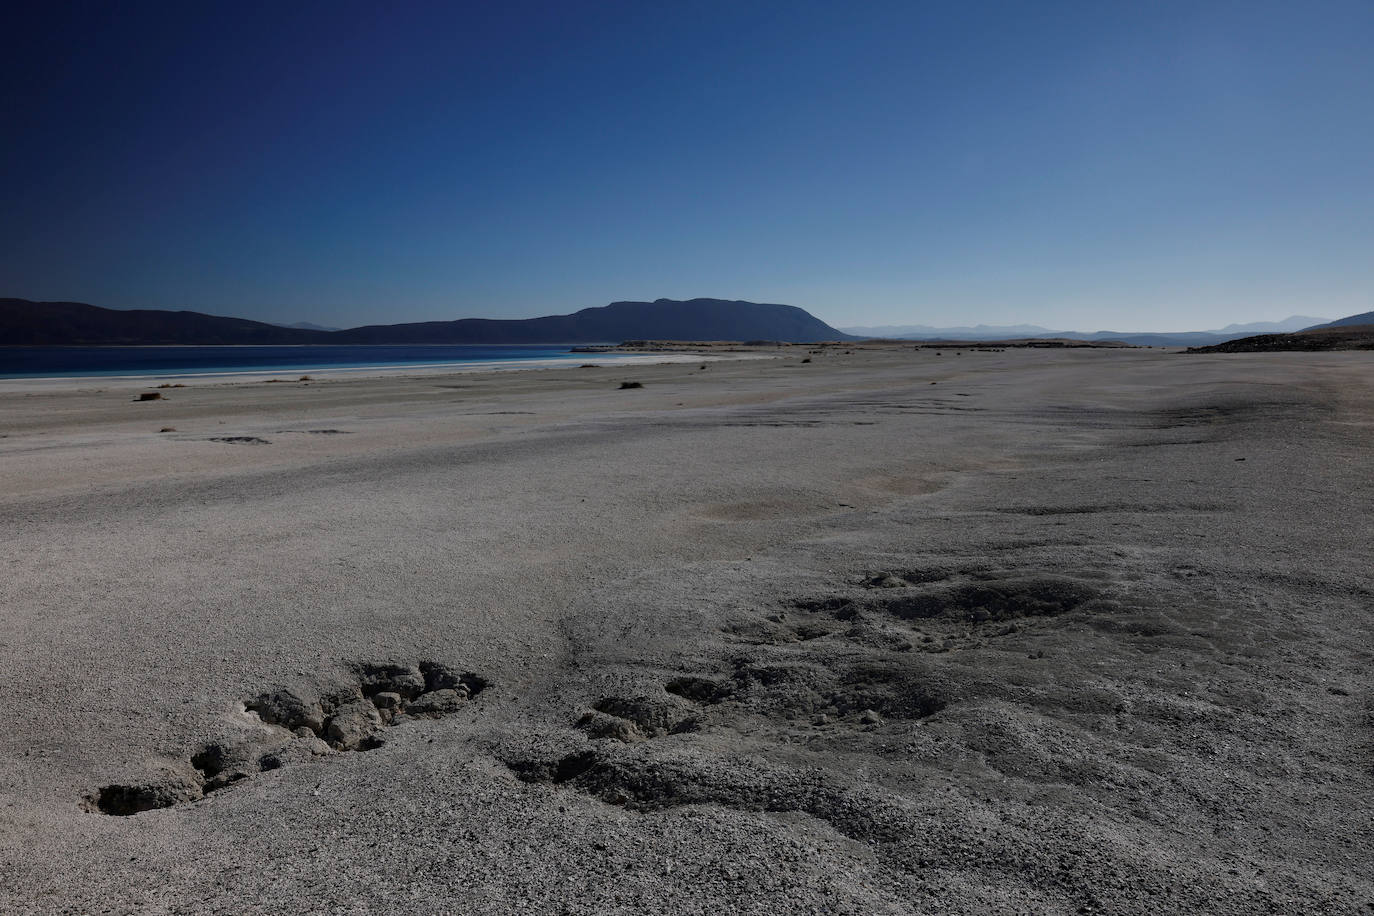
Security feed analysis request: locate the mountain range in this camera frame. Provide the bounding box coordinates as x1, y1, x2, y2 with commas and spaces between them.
3, 296, 1367, 348
839, 316, 1332, 348
0, 298, 853, 346
1307, 310, 1374, 329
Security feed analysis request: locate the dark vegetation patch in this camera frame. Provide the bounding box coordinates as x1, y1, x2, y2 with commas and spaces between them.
619, 381, 644, 389
208, 436, 271, 445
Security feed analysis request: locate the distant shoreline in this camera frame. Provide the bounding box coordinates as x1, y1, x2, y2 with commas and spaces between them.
0, 350, 763, 391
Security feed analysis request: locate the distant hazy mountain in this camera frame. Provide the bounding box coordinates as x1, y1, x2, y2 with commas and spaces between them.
1189, 324, 1374, 353
275, 321, 340, 332
1186, 308, 1374, 351
1304, 310, 1374, 330
842, 323, 1059, 339
1213, 316, 1328, 334
1, 297, 852, 346
840, 315, 1332, 348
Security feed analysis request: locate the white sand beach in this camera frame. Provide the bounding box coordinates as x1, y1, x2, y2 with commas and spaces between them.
1, 345, 1370, 914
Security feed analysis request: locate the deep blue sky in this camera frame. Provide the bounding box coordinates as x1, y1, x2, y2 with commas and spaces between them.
3, 1, 1371, 331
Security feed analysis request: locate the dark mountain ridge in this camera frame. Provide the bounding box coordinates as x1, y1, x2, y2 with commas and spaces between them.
0, 299, 326, 345
1, 298, 853, 346
1187, 324, 1374, 353
1186, 308, 1374, 352
1303, 310, 1374, 330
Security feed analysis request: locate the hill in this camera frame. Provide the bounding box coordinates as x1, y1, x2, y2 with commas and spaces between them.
0, 299, 326, 345
0, 297, 853, 346
840, 316, 1331, 348
1187, 324, 1374, 353
1302, 310, 1374, 330
332, 299, 852, 344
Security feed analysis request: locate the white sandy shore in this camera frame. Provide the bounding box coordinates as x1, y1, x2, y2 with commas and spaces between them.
0, 349, 762, 392
0, 345, 1370, 914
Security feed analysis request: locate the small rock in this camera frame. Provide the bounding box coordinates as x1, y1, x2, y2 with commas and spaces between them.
325, 701, 383, 750
420, 662, 466, 691
259, 735, 334, 771
248, 689, 326, 735
406, 688, 468, 718
577, 711, 643, 743
358, 663, 426, 699
860, 709, 883, 726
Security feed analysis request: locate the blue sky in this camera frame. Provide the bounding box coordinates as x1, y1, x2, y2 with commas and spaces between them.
3, 1, 1371, 331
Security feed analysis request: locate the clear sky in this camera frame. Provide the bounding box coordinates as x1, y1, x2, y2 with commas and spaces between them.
3, 1, 1371, 331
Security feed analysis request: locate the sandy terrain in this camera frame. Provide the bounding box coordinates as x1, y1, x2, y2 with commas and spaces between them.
0, 346, 1370, 914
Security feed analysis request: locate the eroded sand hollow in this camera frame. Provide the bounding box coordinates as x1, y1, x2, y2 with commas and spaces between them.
0, 346, 1370, 914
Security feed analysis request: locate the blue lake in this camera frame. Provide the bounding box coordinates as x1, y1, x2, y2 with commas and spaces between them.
0, 345, 600, 379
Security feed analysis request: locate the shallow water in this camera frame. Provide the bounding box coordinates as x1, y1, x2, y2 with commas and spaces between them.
0, 344, 595, 379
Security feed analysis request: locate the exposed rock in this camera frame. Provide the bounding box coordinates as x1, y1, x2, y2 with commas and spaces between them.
246, 688, 326, 735
357, 663, 426, 699
406, 688, 468, 718
577, 710, 645, 743
325, 700, 384, 750
258, 735, 334, 771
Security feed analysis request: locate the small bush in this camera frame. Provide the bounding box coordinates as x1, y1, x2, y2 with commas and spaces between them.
137, 392, 162, 401
619, 381, 643, 389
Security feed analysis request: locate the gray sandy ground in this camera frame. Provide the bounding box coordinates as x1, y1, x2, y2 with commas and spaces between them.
0, 347, 1370, 914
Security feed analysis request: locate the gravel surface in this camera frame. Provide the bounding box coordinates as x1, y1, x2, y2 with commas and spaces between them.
0, 346, 1370, 914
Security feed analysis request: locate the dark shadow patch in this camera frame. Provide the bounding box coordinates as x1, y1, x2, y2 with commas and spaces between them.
576, 693, 704, 743
501, 745, 915, 845
665, 676, 734, 705
871, 578, 1098, 625
88, 777, 201, 817
995, 503, 1226, 516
